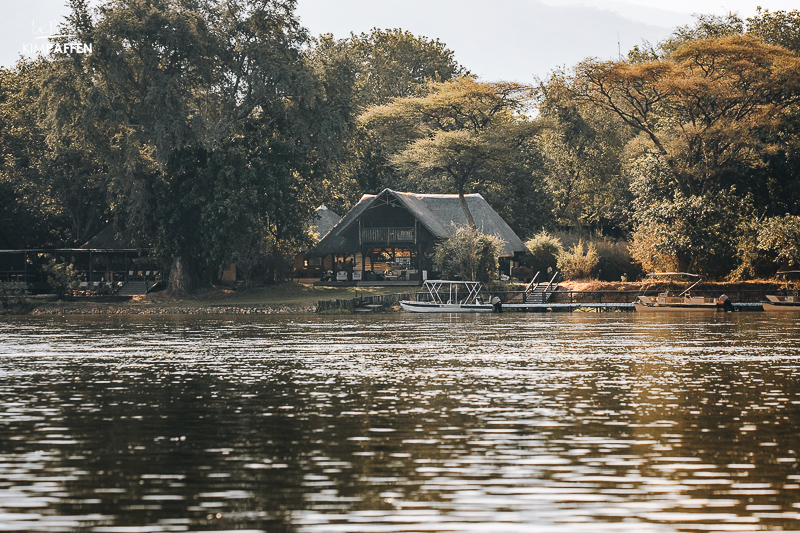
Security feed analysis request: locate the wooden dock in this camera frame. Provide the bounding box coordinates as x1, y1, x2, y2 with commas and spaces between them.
504, 302, 634, 312
502, 302, 764, 312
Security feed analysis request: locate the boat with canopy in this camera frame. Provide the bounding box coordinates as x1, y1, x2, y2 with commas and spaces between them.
634, 272, 732, 312
399, 280, 497, 313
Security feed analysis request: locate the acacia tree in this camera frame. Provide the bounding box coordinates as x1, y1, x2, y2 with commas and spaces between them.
359, 77, 544, 230
534, 71, 634, 232
572, 35, 800, 275
575, 35, 800, 198
305, 29, 468, 212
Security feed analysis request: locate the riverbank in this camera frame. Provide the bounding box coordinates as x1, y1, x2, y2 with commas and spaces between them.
11, 282, 404, 316
5, 279, 778, 315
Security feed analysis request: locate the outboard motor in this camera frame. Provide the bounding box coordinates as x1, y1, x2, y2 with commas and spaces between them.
491, 296, 503, 313
718, 294, 734, 312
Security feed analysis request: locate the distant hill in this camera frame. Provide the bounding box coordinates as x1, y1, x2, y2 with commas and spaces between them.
4, 0, 684, 81
295, 0, 684, 81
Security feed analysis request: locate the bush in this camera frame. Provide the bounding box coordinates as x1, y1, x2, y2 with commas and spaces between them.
557, 239, 599, 280
595, 239, 642, 282
434, 225, 506, 282
43, 258, 81, 299
757, 215, 800, 270
524, 231, 563, 279
730, 218, 775, 280
629, 190, 744, 278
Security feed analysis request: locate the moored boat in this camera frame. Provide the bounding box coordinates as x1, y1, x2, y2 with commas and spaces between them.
634, 272, 732, 312
399, 280, 498, 313
763, 271, 800, 312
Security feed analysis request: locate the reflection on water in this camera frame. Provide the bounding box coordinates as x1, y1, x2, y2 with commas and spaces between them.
1, 312, 799, 532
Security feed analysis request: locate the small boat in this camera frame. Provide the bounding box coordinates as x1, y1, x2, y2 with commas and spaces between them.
634, 272, 732, 312
763, 270, 800, 312
400, 280, 497, 313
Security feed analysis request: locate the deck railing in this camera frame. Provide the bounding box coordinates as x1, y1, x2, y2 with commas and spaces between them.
360, 227, 416, 243
485, 289, 772, 304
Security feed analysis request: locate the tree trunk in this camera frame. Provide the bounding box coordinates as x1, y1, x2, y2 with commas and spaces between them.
457, 184, 476, 229
168, 256, 197, 294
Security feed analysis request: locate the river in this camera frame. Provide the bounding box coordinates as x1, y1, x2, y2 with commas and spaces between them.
1, 312, 799, 532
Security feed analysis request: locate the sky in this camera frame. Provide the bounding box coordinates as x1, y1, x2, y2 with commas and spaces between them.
2, 0, 799, 81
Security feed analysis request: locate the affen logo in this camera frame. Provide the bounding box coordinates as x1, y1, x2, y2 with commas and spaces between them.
22, 20, 93, 57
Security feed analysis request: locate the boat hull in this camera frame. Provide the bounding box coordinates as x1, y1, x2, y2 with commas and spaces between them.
762, 301, 800, 312
634, 302, 725, 312
399, 300, 494, 313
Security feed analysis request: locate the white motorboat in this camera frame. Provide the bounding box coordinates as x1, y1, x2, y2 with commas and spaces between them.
763, 270, 800, 312
634, 272, 732, 312
400, 280, 497, 313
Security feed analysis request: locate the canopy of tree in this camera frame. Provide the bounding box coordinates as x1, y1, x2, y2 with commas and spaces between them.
3, 2, 800, 287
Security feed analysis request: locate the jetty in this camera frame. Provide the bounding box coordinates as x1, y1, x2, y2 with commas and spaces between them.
501, 302, 763, 312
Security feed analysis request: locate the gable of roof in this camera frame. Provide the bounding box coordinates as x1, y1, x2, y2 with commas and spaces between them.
79, 226, 136, 250
313, 189, 525, 256
310, 205, 341, 242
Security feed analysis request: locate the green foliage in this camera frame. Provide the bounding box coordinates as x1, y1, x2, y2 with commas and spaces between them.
629, 186, 745, 277
748, 9, 800, 54
595, 239, 641, 282
557, 239, 599, 280
305, 28, 467, 212
35, 0, 336, 291
524, 231, 563, 276
43, 258, 81, 299
730, 218, 776, 280
534, 72, 634, 232
310, 29, 467, 111
0, 62, 73, 248
433, 225, 506, 282
360, 77, 549, 232
757, 215, 800, 268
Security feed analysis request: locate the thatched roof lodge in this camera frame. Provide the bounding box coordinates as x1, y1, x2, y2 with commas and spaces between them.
311, 188, 525, 284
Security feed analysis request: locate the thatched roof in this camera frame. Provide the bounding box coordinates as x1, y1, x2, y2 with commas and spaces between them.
313, 189, 525, 257
79, 226, 137, 250
310, 205, 341, 242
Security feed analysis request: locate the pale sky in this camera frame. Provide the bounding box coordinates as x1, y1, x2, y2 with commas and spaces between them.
2, 0, 798, 81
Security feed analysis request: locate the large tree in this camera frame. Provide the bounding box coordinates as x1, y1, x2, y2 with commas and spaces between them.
40, 0, 334, 291
359, 77, 547, 232
574, 35, 800, 198
572, 35, 800, 275
305, 28, 467, 212
534, 71, 634, 233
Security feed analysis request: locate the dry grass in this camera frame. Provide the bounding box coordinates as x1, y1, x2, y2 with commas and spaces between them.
557, 280, 642, 292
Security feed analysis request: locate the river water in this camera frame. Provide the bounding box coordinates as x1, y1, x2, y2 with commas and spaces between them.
1, 312, 799, 532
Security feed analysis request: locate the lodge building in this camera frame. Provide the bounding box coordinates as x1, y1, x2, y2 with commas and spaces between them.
310, 188, 526, 285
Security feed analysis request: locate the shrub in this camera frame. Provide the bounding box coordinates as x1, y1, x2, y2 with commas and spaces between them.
434, 225, 506, 282
524, 231, 563, 279
595, 239, 642, 282
557, 239, 599, 280
43, 258, 81, 299
757, 215, 800, 270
